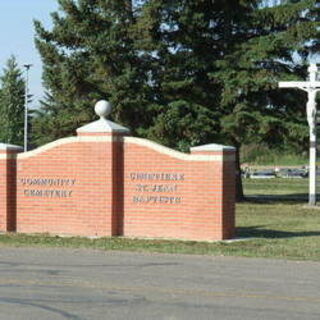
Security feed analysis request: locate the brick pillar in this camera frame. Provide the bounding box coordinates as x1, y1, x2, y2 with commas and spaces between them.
111, 133, 126, 235
0, 143, 23, 232
76, 100, 129, 236
190, 143, 236, 240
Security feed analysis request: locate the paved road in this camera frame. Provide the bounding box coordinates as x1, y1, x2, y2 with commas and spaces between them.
0, 248, 319, 319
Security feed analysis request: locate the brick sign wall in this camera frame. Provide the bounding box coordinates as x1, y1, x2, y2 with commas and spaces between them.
0, 101, 236, 241
123, 138, 235, 240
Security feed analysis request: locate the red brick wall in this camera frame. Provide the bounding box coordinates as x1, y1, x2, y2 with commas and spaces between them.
0, 151, 19, 232
222, 156, 236, 239
122, 139, 235, 241
0, 155, 8, 231
16, 137, 115, 237
0, 135, 235, 241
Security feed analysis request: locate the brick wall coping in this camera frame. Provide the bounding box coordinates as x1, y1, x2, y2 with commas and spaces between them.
190, 143, 236, 152
76, 118, 130, 134
0, 143, 23, 151
124, 137, 235, 162
17, 136, 114, 160
11, 135, 234, 162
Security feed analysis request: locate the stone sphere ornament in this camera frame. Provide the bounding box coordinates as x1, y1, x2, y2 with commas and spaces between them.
95, 100, 112, 118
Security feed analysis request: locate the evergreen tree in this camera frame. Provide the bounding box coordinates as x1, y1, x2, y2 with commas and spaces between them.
211, 0, 319, 199
0, 56, 25, 146
34, 0, 319, 200
33, 0, 152, 145
133, 0, 223, 150
131, 0, 319, 199
33, 0, 223, 148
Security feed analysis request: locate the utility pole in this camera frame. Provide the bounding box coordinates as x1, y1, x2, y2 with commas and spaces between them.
279, 63, 320, 206
23, 64, 32, 152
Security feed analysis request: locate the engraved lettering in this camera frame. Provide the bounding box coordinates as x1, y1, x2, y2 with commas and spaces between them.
20, 177, 76, 198
130, 172, 184, 205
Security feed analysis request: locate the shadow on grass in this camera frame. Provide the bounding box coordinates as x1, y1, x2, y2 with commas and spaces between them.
237, 226, 320, 239
244, 193, 309, 204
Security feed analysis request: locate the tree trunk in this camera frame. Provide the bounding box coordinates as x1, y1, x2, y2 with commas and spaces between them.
125, 0, 134, 20
235, 146, 244, 202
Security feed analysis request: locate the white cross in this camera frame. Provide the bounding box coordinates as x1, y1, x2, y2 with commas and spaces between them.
279, 64, 320, 206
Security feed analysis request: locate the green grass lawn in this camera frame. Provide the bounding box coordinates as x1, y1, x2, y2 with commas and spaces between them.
0, 178, 319, 261
244, 178, 309, 196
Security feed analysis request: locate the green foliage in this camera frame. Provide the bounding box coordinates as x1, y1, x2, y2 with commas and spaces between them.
33, 0, 320, 150
0, 56, 25, 146
241, 143, 308, 165
32, 0, 153, 145
212, 0, 319, 150
146, 100, 219, 152
32, 0, 319, 200
210, 0, 318, 199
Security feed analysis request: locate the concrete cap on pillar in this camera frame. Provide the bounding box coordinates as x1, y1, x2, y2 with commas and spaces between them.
76, 100, 130, 134
0, 143, 23, 152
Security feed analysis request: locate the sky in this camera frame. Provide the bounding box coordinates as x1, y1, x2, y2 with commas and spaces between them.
0, 0, 59, 108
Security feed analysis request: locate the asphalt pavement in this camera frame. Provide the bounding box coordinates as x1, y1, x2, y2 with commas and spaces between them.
0, 247, 319, 319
